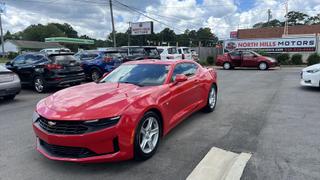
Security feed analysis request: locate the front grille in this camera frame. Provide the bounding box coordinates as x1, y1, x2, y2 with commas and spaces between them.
38, 117, 88, 135
39, 139, 96, 158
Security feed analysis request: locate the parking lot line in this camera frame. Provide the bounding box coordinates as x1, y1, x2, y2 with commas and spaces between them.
186, 147, 252, 180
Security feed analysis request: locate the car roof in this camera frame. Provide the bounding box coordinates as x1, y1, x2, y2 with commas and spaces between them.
124, 59, 197, 65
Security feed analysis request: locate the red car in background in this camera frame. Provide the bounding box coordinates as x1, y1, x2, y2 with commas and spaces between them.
32, 60, 218, 163
216, 50, 278, 70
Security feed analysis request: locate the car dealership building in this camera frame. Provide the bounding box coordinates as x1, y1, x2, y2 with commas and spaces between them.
225, 24, 320, 62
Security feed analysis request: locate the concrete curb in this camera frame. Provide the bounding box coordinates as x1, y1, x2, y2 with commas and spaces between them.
187, 147, 252, 180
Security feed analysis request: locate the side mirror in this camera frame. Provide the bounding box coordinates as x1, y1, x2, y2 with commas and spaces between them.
175, 74, 188, 83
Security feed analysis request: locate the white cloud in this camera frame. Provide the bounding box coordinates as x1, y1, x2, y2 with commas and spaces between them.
1, 0, 320, 40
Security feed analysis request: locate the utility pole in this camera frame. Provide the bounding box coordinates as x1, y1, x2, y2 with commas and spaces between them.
267, 9, 272, 25
0, 2, 5, 56
128, 22, 130, 46
109, 0, 116, 47
283, 0, 289, 36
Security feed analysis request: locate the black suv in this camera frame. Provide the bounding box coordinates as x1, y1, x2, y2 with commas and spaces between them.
121, 46, 160, 62
6, 53, 85, 93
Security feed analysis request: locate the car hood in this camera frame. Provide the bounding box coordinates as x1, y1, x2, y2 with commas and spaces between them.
37, 82, 156, 120
303, 63, 320, 71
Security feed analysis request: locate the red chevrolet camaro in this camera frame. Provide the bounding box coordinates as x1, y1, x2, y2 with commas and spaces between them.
32, 60, 218, 163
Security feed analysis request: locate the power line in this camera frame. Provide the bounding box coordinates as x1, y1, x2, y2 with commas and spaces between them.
112, 0, 186, 32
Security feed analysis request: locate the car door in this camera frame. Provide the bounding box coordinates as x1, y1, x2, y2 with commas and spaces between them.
8, 55, 28, 82
18, 54, 40, 83
242, 51, 258, 67
229, 51, 242, 67
167, 62, 200, 126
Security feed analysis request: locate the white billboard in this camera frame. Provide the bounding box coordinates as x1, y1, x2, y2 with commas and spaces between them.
224, 37, 316, 52
131, 21, 153, 35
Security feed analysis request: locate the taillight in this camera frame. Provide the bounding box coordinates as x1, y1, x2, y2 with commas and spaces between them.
45, 64, 63, 70
104, 57, 112, 62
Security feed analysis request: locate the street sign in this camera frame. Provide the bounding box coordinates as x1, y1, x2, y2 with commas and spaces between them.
45, 37, 94, 44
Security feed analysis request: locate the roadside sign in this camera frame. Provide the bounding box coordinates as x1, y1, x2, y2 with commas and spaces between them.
224, 37, 316, 52
131, 21, 153, 35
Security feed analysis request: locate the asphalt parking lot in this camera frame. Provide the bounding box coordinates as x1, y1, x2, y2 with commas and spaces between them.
0, 67, 320, 180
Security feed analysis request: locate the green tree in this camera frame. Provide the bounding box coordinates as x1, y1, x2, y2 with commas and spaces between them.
286, 11, 309, 26
50, 23, 78, 38
305, 14, 320, 25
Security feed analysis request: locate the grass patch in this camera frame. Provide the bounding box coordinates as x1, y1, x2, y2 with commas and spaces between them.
0, 57, 9, 64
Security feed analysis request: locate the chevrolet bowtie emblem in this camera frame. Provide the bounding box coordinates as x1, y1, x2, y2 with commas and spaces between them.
48, 121, 56, 126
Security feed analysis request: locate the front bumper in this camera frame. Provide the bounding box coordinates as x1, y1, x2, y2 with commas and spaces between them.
300, 71, 320, 87
32, 118, 134, 163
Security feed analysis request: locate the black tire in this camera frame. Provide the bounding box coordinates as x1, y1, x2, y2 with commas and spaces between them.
202, 84, 217, 113
258, 62, 268, 70
33, 76, 47, 93
3, 95, 16, 100
223, 62, 232, 70
90, 69, 102, 82
134, 111, 161, 161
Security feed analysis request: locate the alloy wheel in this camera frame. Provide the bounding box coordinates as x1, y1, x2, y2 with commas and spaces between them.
223, 62, 231, 70
91, 71, 101, 82
209, 87, 216, 109
259, 62, 267, 70
139, 117, 159, 154
34, 78, 44, 92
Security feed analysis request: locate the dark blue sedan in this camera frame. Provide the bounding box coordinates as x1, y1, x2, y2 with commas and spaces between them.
75, 50, 124, 81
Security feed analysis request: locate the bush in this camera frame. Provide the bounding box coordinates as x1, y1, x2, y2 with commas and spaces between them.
7, 52, 19, 60
199, 59, 208, 66
256, 50, 268, 56
276, 53, 290, 65
291, 54, 303, 65
206, 56, 215, 65
307, 53, 320, 66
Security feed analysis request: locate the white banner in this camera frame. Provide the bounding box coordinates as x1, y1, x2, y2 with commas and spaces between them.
224, 37, 316, 52
131, 21, 153, 35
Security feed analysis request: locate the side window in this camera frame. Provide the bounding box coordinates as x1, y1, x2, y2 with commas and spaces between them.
178, 49, 182, 54
24, 55, 38, 64
171, 63, 198, 81
168, 48, 177, 54
243, 51, 254, 58
13, 55, 25, 65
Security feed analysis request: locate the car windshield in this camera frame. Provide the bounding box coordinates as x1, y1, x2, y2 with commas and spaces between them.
100, 64, 170, 86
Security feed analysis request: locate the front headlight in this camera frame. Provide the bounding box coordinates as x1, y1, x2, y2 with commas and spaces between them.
83, 116, 121, 127
306, 69, 320, 73
32, 111, 40, 123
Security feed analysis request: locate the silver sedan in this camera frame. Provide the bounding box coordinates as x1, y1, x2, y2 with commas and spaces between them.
0, 65, 21, 100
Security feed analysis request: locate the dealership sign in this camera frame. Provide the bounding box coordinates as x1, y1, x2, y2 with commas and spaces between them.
224, 37, 316, 52
131, 21, 153, 35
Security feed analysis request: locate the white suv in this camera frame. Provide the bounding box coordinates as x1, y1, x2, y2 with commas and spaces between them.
177, 47, 192, 60
157, 46, 182, 60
